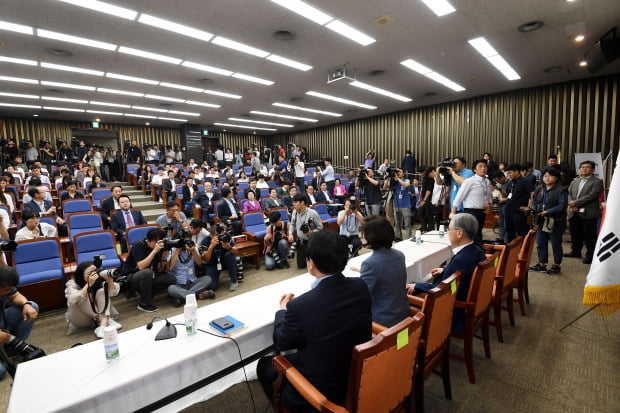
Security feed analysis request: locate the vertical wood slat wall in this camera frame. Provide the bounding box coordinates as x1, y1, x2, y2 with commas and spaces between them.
0, 74, 618, 170
267, 74, 619, 170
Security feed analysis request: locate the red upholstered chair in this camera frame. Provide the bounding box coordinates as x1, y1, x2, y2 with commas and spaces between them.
451, 252, 500, 384
272, 314, 425, 413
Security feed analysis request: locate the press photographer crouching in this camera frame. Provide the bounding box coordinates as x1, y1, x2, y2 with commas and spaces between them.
65, 260, 121, 339
264, 211, 290, 270
166, 229, 215, 307
200, 224, 241, 291
288, 193, 322, 269
0, 266, 41, 380
337, 197, 364, 258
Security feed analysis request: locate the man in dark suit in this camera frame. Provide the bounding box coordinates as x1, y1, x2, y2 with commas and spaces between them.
262, 188, 282, 211
504, 163, 533, 241
23, 185, 65, 227
100, 184, 123, 228
111, 194, 147, 252
161, 170, 180, 202
564, 160, 604, 264
257, 231, 372, 412
193, 181, 220, 222
408, 213, 486, 333
217, 187, 242, 234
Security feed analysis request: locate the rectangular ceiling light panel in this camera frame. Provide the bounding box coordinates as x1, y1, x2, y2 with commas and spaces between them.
0, 56, 37, 66
37, 29, 117, 51
269, 0, 333, 25
272, 102, 342, 117
41, 62, 105, 76
0, 20, 34, 35
138, 14, 214, 42
467, 37, 521, 80
118, 47, 182, 64
324, 20, 375, 46
182, 61, 233, 76
420, 0, 456, 17
305, 91, 377, 109
53, 0, 138, 20
400, 58, 465, 91
211, 36, 270, 58
266, 55, 313, 71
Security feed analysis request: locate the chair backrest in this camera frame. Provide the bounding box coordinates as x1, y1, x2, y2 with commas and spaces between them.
62, 199, 92, 215
14, 238, 64, 285
237, 182, 249, 190
348, 314, 424, 413
516, 228, 537, 278
259, 188, 270, 198
467, 252, 501, 317
242, 211, 267, 234
271, 207, 289, 223
126, 224, 161, 250
313, 203, 331, 219
74, 230, 121, 269
419, 272, 461, 357
92, 188, 112, 208
67, 212, 103, 241
494, 237, 522, 289
243, 166, 252, 176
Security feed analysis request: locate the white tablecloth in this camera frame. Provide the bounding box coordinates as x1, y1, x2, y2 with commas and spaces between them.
8, 237, 452, 413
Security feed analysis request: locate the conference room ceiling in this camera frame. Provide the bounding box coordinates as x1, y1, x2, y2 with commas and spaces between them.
0, 0, 619, 135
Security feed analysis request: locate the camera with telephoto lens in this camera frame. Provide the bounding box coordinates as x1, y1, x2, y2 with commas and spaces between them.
385, 166, 398, 178
3, 332, 46, 362
0, 240, 17, 252
300, 217, 315, 234
215, 223, 232, 244
438, 157, 455, 175
162, 227, 195, 250
92, 254, 121, 287
349, 196, 357, 210
288, 241, 297, 259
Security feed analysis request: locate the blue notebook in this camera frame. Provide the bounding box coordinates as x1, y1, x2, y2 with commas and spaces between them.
209, 315, 245, 334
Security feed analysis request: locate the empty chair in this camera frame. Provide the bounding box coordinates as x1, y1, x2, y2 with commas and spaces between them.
13, 238, 66, 310
272, 314, 425, 413
237, 182, 249, 190
514, 227, 537, 315
259, 188, 271, 198
92, 188, 112, 209
312, 203, 338, 232
67, 212, 103, 243
243, 211, 268, 239
451, 252, 500, 384
74, 230, 121, 269
62, 199, 92, 216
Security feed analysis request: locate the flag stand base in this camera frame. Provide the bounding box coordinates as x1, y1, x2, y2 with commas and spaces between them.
559, 304, 620, 342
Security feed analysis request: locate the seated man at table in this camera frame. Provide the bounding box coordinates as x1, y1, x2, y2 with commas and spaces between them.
257, 231, 372, 413
120, 228, 176, 313
200, 223, 240, 291
0, 266, 40, 380
407, 213, 486, 332
111, 194, 147, 252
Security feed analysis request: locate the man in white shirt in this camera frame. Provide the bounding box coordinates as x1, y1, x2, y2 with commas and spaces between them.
319, 157, 335, 193
25, 166, 50, 185
337, 198, 364, 257
450, 159, 492, 244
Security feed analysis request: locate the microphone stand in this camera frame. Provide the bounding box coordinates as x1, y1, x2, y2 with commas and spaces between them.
146, 317, 177, 341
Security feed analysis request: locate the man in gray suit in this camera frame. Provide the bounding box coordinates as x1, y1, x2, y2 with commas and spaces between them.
564, 160, 604, 264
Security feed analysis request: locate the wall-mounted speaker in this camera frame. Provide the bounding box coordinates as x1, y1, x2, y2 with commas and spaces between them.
584, 27, 620, 74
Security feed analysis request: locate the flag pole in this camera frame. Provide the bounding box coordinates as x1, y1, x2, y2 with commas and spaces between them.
559, 303, 600, 332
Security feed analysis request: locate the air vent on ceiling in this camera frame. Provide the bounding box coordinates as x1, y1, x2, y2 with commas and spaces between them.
372, 15, 394, 26
543, 66, 563, 73
368, 70, 385, 77
48, 48, 72, 57
44, 88, 63, 94
424, 92, 437, 97
273, 30, 295, 41
289, 97, 302, 102
158, 103, 173, 107
198, 78, 214, 84
518, 21, 544, 33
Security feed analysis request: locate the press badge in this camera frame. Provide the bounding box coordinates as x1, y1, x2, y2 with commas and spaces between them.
188, 267, 194, 275
579, 208, 585, 213
217, 262, 222, 271
507, 193, 513, 199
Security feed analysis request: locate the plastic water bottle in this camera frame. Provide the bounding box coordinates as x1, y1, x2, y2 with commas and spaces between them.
415, 230, 422, 245
103, 326, 120, 362
439, 224, 445, 238
184, 302, 197, 336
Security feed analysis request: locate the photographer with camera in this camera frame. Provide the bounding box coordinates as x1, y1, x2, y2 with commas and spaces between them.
359, 168, 381, 216
156, 201, 189, 239
200, 224, 240, 291
264, 211, 291, 270
437, 156, 473, 212
288, 193, 322, 269
383, 167, 412, 241
65, 261, 121, 338
58, 141, 72, 163
450, 159, 493, 244
166, 235, 215, 307
0, 266, 39, 380
337, 197, 364, 257
120, 228, 175, 313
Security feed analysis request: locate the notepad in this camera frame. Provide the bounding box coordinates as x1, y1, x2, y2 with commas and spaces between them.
209, 315, 245, 334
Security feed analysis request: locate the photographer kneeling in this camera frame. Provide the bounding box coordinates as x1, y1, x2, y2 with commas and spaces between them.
0, 266, 39, 380
166, 236, 215, 307
288, 193, 322, 269
65, 261, 121, 338
264, 211, 290, 270
200, 224, 240, 291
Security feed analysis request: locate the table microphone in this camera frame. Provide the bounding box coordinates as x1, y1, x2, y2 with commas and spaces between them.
146, 317, 177, 341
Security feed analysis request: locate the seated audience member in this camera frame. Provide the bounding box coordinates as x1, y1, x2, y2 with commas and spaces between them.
288, 193, 323, 269
282, 186, 297, 212
244, 179, 261, 201
0, 266, 40, 380
217, 187, 242, 234
242, 190, 262, 213
101, 185, 123, 227
332, 178, 347, 203
22, 177, 53, 204
25, 165, 50, 185
161, 170, 180, 201
337, 198, 364, 257
277, 182, 291, 198
200, 224, 240, 291
156, 201, 189, 238
86, 174, 106, 194
111, 194, 147, 251
187, 219, 209, 245
407, 213, 486, 332
166, 240, 215, 308
120, 228, 176, 313
316, 181, 338, 215
0, 179, 15, 214
264, 211, 290, 270
354, 215, 410, 327
256, 231, 372, 412
181, 175, 199, 215
305, 184, 318, 205
263, 188, 282, 211
65, 261, 121, 338
60, 180, 84, 201
193, 181, 220, 222
150, 167, 165, 201
15, 209, 57, 241
256, 174, 269, 189
23, 186, 65, 228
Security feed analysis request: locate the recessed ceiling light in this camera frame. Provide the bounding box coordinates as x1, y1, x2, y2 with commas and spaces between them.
368, 70, 386, 77
324, 20, 376, 46
118, 47, 182, 64
198, 78, 214, 84
231, 73, 274, 85
182, 61, 233, 77
203, 90, 241, 99
228, 117, 294, 127
269, 0, 333, 25
53, 0, 138, 20
41, 62, 104, 76
211, 36, 270, 58
305, 91, 377, 109
0, 20, 34, 35
420, 0, 456, 17
97, 87, 144, 97
106, 73, 158, 85
250, 110, 318, 122
517, 21, 544, 33
0, 56, 37, 66
579, 60, 587, 67
33, 114, 39, 116
138, 14, 214, 42
145, 122, 150, 125
37, 29, 117, 51
273, 30, 296, 41
214, 122, 277, 131
273, 102, 342, 117
574, 34, 585, 42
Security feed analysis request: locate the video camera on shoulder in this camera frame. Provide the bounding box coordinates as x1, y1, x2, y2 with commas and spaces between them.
438, 157, 455, 175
